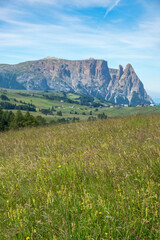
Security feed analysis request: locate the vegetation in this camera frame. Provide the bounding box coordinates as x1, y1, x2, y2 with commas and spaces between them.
57, 111, 62, 116
0, 109, 46, 131
0, 114, 159, 239
98, 112, 107, 119
0, 88, 160, 123
39, 108, 53, 115
0, 101, 36, 111
0, 94, 10, 101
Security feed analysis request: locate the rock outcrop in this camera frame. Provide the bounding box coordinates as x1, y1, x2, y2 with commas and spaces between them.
0, 57, 153, 105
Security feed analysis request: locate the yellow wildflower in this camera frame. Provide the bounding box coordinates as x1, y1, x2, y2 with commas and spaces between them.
99, 212, 102, 215
26, 237, 30, 240
58, 165, 61, 168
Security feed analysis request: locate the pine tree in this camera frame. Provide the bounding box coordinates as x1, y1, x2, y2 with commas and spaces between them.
10, 110, 24, 129
24, 111, 37, 127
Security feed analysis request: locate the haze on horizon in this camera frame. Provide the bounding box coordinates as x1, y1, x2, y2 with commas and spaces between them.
0, 0, 160, 99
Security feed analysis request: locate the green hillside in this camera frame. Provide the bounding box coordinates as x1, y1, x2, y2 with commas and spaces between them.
0, 115, 159, 239
0, 88, 160, 124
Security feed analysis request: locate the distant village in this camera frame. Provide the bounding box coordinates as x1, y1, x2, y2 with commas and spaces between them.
52, 103, 156, 110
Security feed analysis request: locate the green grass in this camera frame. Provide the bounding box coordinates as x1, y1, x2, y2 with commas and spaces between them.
99, 106, 160, 118
0, 114, 159, 239
1, 88, 160, 123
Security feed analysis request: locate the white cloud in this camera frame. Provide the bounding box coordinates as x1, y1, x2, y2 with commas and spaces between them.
0, 33, 33, 47
17, 0, 120, 8
0, 0, 159, 63
0, 8, 26, 24
1, 13, 159, 59
104, 0, 120, 17
1, 1, 160, 55
0, 0, 159, 92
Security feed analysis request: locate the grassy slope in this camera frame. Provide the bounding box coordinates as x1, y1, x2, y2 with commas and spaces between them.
0, 89, 160, 123
0, 89, 106, 122
0, 114, 159, 239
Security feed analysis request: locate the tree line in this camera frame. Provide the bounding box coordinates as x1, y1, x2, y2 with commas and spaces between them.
0, 109, 46, 131
0, 101, 36, 111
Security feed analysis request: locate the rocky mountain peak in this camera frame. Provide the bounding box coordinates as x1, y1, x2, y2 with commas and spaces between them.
0, 57, 153, 106
43, 56, 58, 60
124, 63, 135, 77
88, 57, 95, 60
125, 63, 135, 71
118, 65, 124, 80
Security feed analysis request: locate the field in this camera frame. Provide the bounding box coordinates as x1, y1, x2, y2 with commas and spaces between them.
0, 114, 159, 239
0, 88, 160, 123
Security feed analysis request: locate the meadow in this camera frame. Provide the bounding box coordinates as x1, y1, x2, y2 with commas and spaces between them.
1, 88, 160, 123
0, 114, 160, 239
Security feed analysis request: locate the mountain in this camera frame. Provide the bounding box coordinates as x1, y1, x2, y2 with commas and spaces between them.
0, 57, 153, 105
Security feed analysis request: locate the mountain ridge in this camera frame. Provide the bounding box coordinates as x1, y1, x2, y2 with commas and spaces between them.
0, 57, 153, 106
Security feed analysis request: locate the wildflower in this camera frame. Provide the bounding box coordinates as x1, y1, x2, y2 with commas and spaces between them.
151, 227, 154, 231
26, 237, 30, 240
90, 162, 94, 165
58, 165, 61, 168
99, 212, 102, 215
81, 202, 84, 205
105, 233, 108, 236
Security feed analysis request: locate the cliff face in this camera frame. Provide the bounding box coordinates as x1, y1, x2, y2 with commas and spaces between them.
0, 57, 153, 105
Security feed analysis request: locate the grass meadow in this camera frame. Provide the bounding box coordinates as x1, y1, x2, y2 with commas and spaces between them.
0, 114, 160, 239
1, 89, 160, 122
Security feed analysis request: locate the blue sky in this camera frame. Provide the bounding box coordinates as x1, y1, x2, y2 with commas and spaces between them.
0, 0, 160, 98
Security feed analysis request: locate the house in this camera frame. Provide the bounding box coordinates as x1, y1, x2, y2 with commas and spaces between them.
72, 106, 78, 109
54, 105, 63, 108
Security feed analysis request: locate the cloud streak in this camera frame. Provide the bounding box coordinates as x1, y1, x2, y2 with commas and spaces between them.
104, 0, 121, 17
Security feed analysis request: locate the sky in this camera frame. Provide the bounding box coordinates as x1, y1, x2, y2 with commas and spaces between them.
0, 0, 160, 99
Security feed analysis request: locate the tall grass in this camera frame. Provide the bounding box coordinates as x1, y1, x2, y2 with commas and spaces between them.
0, 115, 159, 239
